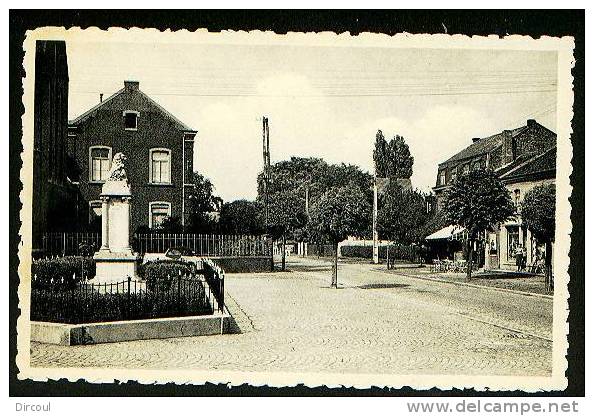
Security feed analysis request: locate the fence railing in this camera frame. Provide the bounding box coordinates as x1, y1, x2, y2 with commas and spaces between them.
132, 233, 271, 257
41, 232, 101, 257
202, 259, 225, 313
30, 274, 213, 324
39, 232, 272, 258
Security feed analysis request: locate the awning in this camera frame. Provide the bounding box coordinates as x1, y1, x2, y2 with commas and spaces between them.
425, 225, 466, 241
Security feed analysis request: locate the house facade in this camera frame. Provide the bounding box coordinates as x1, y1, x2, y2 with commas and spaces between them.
32, 40, 77, 253
430, 119, 556, 271
67, 81, 196, 233
485, 146, 556, 270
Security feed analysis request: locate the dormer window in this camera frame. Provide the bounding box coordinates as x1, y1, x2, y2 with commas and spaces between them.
123, 110, 139, 131
438, 170, 446, 186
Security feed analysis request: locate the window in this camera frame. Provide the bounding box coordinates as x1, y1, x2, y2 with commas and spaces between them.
89, 146, 112, 182
89, 200, 102, 224
123, 111, 139, 130
514, 189, 521, 206
462, 164, 470, 175
450, 167, 457, 183
507, 225, 520, 261
438, 170, 446, 186
150, 148, 171, 184
472, 160, 482, 171
149, 202, 171, 228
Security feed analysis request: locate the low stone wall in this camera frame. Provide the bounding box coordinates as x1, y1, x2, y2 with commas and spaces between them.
31, 312, 231, 345
211, 256, 272, 273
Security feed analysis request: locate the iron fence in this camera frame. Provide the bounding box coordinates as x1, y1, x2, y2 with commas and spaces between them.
30, 274, 213, 324
41, 232, 101, 257
202, 259, 225, 313
40, 232, 272, 258
132, 233, 271, 257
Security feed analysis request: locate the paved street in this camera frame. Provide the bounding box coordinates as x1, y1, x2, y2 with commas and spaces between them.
31, 257, 552, 376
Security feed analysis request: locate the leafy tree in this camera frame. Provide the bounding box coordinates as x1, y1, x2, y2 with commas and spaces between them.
443, 169, 516, 280
267, 189, 308, 270
521, 183, 556, 290
257, 157, 373, 205
219, 200, 265, 235
159, 216, 184, 233
309, 186, 372, 287
373, 130, 414, 179
377, 182, 430, 246
256, 157, 374, 259
186, 172, 222, 233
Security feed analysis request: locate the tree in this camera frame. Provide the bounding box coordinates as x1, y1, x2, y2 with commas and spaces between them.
267, 189, 307, 270
373, 130, 414, 179
256, 157, 374, 265
309, 186, 372, 287
521, 183, 556, 290
186, 172, 221, 233
443, 169, 516, 280
219, 200, 265, 235
377, 182, 430, 246
159, 216, 184, 233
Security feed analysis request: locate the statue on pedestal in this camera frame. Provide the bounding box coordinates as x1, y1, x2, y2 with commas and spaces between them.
93, 153, 139, 285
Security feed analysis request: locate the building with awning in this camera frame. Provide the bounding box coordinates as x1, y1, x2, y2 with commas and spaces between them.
429, 119, 556, 270
425, 225, 467, 261
425, 225, 466, 241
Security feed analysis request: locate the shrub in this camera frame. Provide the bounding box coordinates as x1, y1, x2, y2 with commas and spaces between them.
32, 256, 95, 289
138, 260, 197, 290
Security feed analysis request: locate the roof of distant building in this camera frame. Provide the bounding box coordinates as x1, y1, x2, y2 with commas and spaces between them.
499, 146, 556, 183
439, 126, 527, 167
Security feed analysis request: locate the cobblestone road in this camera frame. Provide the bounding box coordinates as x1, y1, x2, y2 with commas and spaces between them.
31, 257, 552, 375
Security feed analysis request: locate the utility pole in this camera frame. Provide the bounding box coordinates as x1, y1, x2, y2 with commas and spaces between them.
262, 116, 273, 270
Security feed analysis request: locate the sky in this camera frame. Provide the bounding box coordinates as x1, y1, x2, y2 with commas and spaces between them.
65, 38, 558, 202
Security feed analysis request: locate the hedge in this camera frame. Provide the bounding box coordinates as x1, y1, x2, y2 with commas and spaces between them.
340, 244, 424, 262
30, 282, 212, 324
31, 256, 96, 289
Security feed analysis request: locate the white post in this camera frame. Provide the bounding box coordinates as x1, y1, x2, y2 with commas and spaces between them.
372, 180, 379, 264
122, 196, 131, 250
100, 196, 110, 251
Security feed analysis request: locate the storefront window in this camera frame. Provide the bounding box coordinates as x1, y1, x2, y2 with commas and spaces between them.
507, 225, 519, 261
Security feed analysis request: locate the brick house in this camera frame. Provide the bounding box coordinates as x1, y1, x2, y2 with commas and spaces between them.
487, 146, 556, 270
429, 119, 556, 270
67, 81, 196, 233
32, 40, 78, 253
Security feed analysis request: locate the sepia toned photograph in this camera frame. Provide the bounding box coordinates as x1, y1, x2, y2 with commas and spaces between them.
16, 25, 575, 392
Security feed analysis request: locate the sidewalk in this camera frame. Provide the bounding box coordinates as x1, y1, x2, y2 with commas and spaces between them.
295, 255, 552, 296
386, 265, 552, 296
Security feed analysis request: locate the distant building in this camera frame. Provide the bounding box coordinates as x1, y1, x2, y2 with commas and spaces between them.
429, 120, 556, 270
67, 81, 196, 232
32, 40, 77, 254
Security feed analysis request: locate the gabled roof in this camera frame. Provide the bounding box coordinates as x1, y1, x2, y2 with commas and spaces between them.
500, 146, 556, 182
440, 126, 526, 166
69, 88, 124, 125
69, 84, 195, 132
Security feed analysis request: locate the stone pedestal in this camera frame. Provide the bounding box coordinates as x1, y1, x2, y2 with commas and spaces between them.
93, 179, 139, 284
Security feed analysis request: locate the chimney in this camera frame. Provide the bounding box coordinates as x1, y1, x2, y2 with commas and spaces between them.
502, 129, 515, 165
472, 137, 481, 143
527, 119, 537, 128
99, 93, 103, 103
124, 80, 139, 92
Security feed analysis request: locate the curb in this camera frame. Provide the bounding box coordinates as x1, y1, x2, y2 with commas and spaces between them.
380, 269, 554, 300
